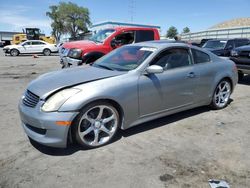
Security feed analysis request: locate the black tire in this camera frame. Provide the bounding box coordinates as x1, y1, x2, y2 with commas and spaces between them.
43, 48, 51, 56
72, 101, 120, 149
10, 49, 19, 56
238, 72, 244, 81
210, 79, 232, 110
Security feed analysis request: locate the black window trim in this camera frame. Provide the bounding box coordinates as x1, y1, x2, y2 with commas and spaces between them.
191, 48, 211, 65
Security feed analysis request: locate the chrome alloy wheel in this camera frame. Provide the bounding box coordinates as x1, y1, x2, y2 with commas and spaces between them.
213, 80, 231, 108
77, 105, 119, 147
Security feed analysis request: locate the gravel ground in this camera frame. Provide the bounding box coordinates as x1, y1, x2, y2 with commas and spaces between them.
0, 50, 249, 188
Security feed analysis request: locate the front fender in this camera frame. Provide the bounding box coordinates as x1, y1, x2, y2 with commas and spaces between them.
59, 74, 139, 129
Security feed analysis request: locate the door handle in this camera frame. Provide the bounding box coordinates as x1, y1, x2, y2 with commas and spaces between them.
187, 72, 196, 78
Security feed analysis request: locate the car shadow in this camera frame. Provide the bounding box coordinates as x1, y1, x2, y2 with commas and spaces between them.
238, 75, 250, 85
29, 105, 218, 156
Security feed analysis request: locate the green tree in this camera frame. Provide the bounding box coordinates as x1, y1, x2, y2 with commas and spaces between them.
166, 26, 178, 39
59, 2, 91, 39
182, 27, 190, 33
46, 2, 91, 40
46, 5, 64, 42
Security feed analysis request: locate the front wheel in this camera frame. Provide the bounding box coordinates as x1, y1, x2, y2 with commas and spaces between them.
10, 49, 19, 56
210, 79, 231, 109
72, 102, 120, 148
43, 49, 51, 56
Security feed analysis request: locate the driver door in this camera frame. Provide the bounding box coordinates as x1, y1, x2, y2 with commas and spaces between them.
138, 48, 197, 117
20, 41, 32, 53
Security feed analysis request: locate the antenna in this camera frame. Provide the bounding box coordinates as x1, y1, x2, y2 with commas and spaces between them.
129, 0, 135, 22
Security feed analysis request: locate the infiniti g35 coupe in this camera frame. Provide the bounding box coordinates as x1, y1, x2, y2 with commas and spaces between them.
18, 41, 238, 148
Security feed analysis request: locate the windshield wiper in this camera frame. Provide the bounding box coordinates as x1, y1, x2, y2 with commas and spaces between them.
95, 64, 114, 71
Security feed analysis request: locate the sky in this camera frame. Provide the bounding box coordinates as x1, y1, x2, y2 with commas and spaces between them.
0, 0, 249, 36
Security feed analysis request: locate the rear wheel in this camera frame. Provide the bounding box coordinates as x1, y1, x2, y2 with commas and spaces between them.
73, 102, 120, 148
10, 49, 19, 56
43, 49, 51, 56
210, 79, 231, 109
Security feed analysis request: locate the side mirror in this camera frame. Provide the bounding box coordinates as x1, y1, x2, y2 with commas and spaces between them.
111, 39, 118, 49
146, 65, 164, 74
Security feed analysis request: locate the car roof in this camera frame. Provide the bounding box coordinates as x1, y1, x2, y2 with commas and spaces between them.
105, 27, 158, 31
24, 40, 47, 42
130, 40, 190, 50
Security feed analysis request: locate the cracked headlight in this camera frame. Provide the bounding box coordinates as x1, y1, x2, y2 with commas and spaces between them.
68, 48, 83, 59
42, 88, 81, 112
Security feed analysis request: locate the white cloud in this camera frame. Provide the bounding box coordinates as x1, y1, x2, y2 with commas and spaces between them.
0, 5, 51, 34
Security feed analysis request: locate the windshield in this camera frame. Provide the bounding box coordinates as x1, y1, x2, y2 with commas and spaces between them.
89, 29, 115, 43
93, 46, 156, 71
203, 40, 227, 49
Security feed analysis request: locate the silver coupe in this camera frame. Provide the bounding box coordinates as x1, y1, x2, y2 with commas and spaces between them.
18, 41, 238, 148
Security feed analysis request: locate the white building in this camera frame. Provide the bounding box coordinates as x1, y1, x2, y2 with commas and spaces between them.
90, 21, 161, 34
181, 18, 250, 41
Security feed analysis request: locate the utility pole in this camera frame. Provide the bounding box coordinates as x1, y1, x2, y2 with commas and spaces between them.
129, 0, 135, 22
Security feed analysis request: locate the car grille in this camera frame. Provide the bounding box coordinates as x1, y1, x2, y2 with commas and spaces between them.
22, 90, 40, 108
239, 51, 250, 57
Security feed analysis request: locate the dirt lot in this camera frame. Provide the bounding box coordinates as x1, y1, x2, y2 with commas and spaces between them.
0, 50, 249, 188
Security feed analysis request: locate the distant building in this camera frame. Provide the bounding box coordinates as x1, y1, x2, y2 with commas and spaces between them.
181, 18, 250, 41
90, 21, 161, 33
0, 31, 21, 45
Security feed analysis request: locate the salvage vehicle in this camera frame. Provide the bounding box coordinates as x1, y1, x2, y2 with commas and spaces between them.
230, 44, 250, 80
12, 28, 56, 45
19, 41, 238, 149
3, 40, 58, 56
202, 38, 250, 56
60, 27, 160, 68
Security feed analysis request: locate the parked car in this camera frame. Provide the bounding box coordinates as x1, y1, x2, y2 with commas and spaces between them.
19, 41, 237, 148
0, 41, 5, 48
230, 44, 250, 80
202, 38, 250, 56
3, 40, 58, 56
60, 27, 160, 68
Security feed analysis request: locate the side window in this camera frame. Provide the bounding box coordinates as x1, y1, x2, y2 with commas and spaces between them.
235, 40, 249, 48
135, 30, 154, 43
225, 40, 234, 49
31, 41, 39, 45
23, 41, 31, 45
152, 48, 192, 70
113, 31, 135, 46
192, 49, 210, 64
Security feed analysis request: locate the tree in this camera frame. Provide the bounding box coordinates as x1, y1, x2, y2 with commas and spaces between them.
46, 5, 64, 42
166, 26, 178, 39
59, 2, 91, 39
46, 2, 91, 40
182, 27, 190, 33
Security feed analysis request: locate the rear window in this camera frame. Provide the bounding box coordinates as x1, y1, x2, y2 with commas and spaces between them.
192, 49, 210, 64
135, 30, 154, 43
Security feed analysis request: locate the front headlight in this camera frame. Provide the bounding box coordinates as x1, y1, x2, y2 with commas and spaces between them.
42, 88, 81, 112
68, 48, 82, 59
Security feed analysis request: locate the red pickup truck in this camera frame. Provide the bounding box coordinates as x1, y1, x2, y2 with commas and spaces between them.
60, 27, 160, 68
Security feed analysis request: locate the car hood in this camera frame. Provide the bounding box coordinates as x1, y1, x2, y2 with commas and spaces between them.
63, 40, 98, 49
203, 47, 223, 52
234, 45, 250, 51
27, 66, 125, 99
